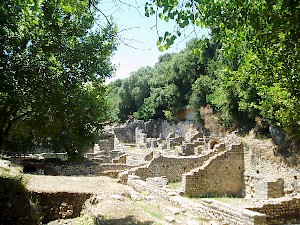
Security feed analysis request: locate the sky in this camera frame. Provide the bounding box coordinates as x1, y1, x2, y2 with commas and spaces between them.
98, 1, 209, 83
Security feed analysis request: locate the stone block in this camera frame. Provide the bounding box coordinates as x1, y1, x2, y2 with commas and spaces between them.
267, 178, 285, 198
182, 143, 195, 156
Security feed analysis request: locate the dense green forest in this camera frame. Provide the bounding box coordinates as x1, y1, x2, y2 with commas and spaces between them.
1, 0, 300, 156
109, 0, 300, 142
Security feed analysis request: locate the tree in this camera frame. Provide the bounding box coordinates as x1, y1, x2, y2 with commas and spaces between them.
0, 0, 117, 155
132, 42, 202, 120
146, 0, 300, 140
107, 66, 154, 122
107, 40, 207, 122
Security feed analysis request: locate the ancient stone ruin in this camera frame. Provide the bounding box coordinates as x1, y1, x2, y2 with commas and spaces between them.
9, 119, 300, 224
85, 119, 300, 225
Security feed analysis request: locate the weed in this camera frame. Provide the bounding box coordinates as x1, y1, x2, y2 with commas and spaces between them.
136, 202, 164, 221
74, 213, 95, 225
168, 182, 182, 190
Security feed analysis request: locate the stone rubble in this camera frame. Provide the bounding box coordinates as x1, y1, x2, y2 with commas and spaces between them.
86, 121, 300, 224
40, 119, 300, 224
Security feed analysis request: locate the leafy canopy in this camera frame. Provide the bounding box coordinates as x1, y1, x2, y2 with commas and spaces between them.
0, 0, 117, 156
145, 0, 300, 140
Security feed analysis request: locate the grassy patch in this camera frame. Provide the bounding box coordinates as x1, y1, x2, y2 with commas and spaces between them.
73, 213, 95, 225
168, 182, 182, 190
0, 162, 23, 178
136, 202, 164, 221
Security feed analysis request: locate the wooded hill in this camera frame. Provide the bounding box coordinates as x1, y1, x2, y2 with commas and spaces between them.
108, 0, 300, 143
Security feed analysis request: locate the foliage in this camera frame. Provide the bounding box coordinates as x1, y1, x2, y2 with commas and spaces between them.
108, 40, 205, 122
107, 66, 153, 122
136, 202, 164, 220
145, 0, 300, 140
0, 163, 38, 224
0, 0, 117, 155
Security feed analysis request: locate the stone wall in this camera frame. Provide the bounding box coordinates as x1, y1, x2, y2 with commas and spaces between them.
182, 143, 245, 197
113, 119, 202, 143
53, 163, 133, 176
30, 191, 91, 224
114, 120, 145, 143
244, 144, 300, 199
100, 163, 134, 171
133, 154, 210, 182
247, 195, 300, 219
135, 128, 147, 148
96, 133, 114, 154
159, 120, 202, 140
127, 175, 266, 225
124, 152, 149, 166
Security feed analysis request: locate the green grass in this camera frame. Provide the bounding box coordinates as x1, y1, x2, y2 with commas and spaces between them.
73, 213, 95, 225
136, 202, 164, 221
168, 182, 182, 190
0, 162, 23, 179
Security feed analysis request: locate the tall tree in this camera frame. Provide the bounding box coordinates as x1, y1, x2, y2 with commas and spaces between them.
146, 0, 300, 140
0, 0, 117, 155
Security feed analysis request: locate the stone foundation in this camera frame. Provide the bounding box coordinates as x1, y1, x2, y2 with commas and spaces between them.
248, 195, 300, 218
52, 163, 134, 176
182, 143, 245, 197
133, 154, 211, 182
127, 175, 266, 225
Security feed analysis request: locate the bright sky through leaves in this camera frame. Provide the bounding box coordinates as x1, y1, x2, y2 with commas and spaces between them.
99, 0, 208, 82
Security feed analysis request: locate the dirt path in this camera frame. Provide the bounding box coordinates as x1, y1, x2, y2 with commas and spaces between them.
26, 175, 128, 194
26, 175, 207, 225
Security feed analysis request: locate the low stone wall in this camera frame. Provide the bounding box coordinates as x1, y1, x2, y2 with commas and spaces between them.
54, 163, 134, 176
182, 143, 245, 197
100, 163, 134, 171
127, 175, 175, 198
186, 198, 266, 225
134, 154, 211, 182
54, 164, 103, 176
248, 195, 300, 218
127, 175, 266, 225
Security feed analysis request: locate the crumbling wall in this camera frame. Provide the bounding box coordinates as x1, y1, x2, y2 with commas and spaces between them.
145, 119, 161, 138
247, 196, 300, 219
125, 152, 149, 166
53, 163, 133, 176
113, 120, 202, 143
114, 120, 145, 143
159, 120, 202, 140
244, 144, 300, 198
30, 192, 91, 224
182, 143, 245, 197
96, 133, 114, 154
134, 154, 210, 182
135, 128, 147, 148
